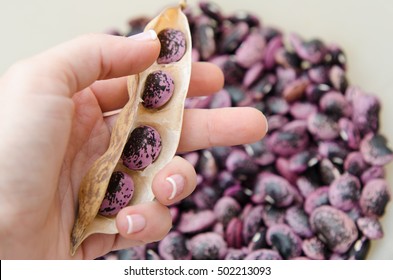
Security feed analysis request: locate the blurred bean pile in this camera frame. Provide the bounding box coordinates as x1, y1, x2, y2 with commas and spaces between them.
103, 1, 393, 260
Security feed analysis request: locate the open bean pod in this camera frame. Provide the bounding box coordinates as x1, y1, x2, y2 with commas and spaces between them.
70, 1, 192, 255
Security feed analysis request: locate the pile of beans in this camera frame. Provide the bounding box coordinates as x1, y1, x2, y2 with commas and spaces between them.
103, 1, 393, 260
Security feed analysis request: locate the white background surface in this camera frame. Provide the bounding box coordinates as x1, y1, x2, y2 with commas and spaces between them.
1, 0, 392, 259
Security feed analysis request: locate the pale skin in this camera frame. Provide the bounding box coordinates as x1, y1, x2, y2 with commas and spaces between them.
0, 31, 267, 259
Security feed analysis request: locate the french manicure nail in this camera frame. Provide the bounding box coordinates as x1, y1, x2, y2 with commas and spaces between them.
126, 214, 146, 234
166, 174, 185, 200
128, 30, 157, 41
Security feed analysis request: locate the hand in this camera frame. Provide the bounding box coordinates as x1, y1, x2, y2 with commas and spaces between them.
0, 31, 267, 259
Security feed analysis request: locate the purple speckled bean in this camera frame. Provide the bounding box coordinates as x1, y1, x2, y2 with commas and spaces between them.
263, 35, 283, 69
310, 206, 358, 253
304, 186, 330, 215
289, 102, 318, 120
244, 138, 276, 166
194, 15, 216, 60
288, 150, 319, 174
213, 196, 241, 226
307, 112, 339, 140
339, 118, 361, 149
158, 231, 192, 260
244, 249, 283, 260
242, 205, 265, 243
302, 237, 327, 260
225, 217, 243, 248
289, 33, 327, 64
121, 125, 162, 170
99, 171, 134, 217
252, 173, 295, 207
343, 152, 368, 177
356, 217, 384, 240
329, 65, 348, 92
285, 206, 313, 238
308, 64, 329, 84
351, 93, 380, 135
269, 120, 310, 157
142, 70, 175, 109
225, 248, 248, 260
225, 148, 259, 180
306, 83, 332, 103
360, 165, 385, 185
359, 179, 391, 217
243, 62, 264, 88
318, 141, 348, 165
157, 28, 186, 64
328, 173, 361, 211
189, 232, 228, 259
275, 157, 298, 184
177, 210, 216, 234
262, 205, 286, 227
360, 133, 393, 166
275, 48, 302, 69
267, 115, 289, 131
319, 91, 352, 120
318, 158, 340, 185
219, 22, 249, 54
235, 31, 265, 68
348, 237, 370, 260
266, 224, 302, 259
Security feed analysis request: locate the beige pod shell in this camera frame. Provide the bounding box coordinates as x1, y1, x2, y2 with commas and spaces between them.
70, 2, 192, 255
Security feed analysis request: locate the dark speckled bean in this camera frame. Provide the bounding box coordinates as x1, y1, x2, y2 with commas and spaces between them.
320, 91, 352, 120
266, 224, 302, 259
361, 166, 385, 185
359, 179, 391, 217
329, 65, 348, 92
225, 248, 248, 260
289, 33, 327, 64
193, 16, 216, 61
177, 210, 216, 234
289, 150, 320, 173
329, 173, 361, 211
244, 249, 283, 260
344, 152, 368, 177
304, 187, 330, 215
266, 96, 290, 115
356, 217, 384, 240
213, 196, 241, 226
360, 133, 393, 166
248, 230, 268, 251
351, 93, 380, 135
339, 118, 361, 150
318, 158, 340, 185
244, 138, 276, 166
275, 157, 298, 184
306, 83, 332, 103
158, 231, 192, 260
302, 237, 327, 260
262, 205, 286, 227
189, 232, 228, 259
310, 206, 358, 253
285, 206, 313, 238
225, 148, 259, 180
219, 22, 249, 54
289, 102, 318, 120
225, 217, 243, 248
307, 112, 339, 140
235, 31, 265, 68
252, 173, 295, 207
242, 205, 265, 243
270, 120, 310, 157
318, 141, 348, 165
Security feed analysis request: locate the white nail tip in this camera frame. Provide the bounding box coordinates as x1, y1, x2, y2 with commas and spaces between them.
166, 176, 177, 200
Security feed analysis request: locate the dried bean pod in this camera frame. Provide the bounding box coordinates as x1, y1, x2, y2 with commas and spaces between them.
70, 2, 192, 255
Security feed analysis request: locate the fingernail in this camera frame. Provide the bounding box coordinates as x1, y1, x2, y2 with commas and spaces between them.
129, 30, 157, 41
126, 214, 146, 234
166, 174, 185, 200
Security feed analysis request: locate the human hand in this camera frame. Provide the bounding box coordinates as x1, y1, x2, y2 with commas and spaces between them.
0, 31, 267, 259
